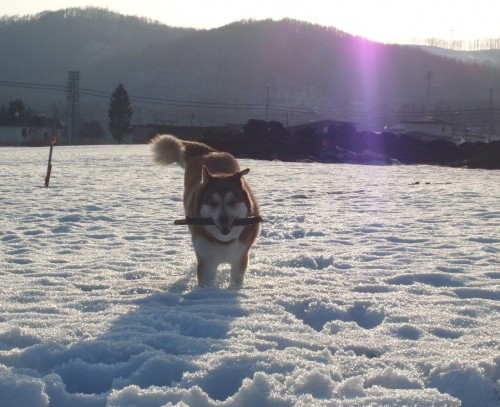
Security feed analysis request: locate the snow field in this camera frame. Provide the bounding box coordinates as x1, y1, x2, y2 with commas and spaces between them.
1, 145, 499, 406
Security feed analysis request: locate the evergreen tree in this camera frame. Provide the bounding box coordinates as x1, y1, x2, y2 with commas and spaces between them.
108, 83, 133, 143
0, 100, 26, 125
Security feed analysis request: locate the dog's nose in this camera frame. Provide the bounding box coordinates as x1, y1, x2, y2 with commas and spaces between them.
218, 215, 230, 226
217, 215, 232, 235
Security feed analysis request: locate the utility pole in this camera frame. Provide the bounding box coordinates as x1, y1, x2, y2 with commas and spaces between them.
425, 71, 433, 107
489, 88, 494, 142
136, 107, 142, 126
65, 71, 81, 145
266, 83, 270, 121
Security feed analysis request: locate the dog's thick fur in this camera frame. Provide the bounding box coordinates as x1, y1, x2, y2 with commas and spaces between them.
150, 134, 260, 287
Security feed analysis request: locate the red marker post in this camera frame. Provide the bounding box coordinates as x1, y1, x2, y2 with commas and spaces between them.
44, 134, 57, 187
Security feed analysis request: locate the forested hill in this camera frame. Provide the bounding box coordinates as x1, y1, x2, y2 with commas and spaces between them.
0, 8, 193, 88
1, 7, 500, 127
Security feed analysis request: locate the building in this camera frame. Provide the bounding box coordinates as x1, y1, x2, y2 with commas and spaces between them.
394, 116, 463, 144
0, 115, 64, 146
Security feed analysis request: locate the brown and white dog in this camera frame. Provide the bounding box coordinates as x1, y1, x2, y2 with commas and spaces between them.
150, 134, 260, 287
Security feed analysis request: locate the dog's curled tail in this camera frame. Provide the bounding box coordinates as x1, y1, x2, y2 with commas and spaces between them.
150, 134, 216, 169
150, 134, 186, 168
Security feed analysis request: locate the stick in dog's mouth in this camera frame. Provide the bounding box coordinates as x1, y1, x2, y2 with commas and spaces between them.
173, 216, 262, 227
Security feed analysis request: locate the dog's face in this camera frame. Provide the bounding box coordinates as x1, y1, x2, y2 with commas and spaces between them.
199, 166, 250, 240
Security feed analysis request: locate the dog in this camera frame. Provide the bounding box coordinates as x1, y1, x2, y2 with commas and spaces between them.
150, 134, 260, 287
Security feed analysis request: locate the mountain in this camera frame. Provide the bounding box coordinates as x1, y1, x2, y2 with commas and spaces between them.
0, 8, 194, 119
0, 8, 192, 82
1, 8, 500, 130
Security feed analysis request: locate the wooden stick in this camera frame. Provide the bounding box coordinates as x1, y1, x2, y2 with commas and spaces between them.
174, 216, 262, 226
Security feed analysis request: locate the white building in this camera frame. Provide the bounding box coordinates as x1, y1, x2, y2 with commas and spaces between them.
392, 116, 463, 144
0, 116, 64, 146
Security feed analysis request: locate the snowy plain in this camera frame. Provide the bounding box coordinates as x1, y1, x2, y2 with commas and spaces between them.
1, 144, 499, 407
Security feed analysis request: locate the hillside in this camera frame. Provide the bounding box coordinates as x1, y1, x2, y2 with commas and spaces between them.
1, 8, 500, 129
421, 46, 500, 68
0, 8, 193, 81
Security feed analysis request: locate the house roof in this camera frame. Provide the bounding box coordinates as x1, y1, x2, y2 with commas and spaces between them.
287, 119, 357, 132
402, 116, 455, 126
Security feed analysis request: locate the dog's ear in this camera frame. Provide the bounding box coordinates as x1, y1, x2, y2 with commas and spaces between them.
230, 168, 250, 183
202, 165, 214, 183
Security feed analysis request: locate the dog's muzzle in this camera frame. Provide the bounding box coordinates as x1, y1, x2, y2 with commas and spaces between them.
216, 215, 232, 235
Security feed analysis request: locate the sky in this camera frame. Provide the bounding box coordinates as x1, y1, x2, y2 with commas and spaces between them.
2, 0, 500, 45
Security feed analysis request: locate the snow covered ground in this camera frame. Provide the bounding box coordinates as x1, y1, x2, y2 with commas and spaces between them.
1, 145, 499, 407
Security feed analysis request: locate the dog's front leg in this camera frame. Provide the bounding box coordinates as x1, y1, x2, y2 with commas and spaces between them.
229, 253, 248, 288
196, 259, 217, 287
193, 237, 218, 287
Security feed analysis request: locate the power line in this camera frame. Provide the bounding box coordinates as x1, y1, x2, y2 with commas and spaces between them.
0, 80, 66, 92
0, 78, 498, 119
0, 79, 320, 114
0, 79, 268, 110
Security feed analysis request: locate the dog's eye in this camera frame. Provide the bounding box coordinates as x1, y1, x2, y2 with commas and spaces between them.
208, 200, 219, 208
228, 199, 238, 207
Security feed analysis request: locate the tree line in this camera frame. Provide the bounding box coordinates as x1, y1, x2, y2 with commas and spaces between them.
418, 37, 500, 51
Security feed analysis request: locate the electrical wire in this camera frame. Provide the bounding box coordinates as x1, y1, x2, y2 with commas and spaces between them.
0, 79, 498, 118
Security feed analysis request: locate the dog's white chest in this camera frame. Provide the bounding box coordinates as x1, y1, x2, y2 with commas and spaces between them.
193, 236, 246, 265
